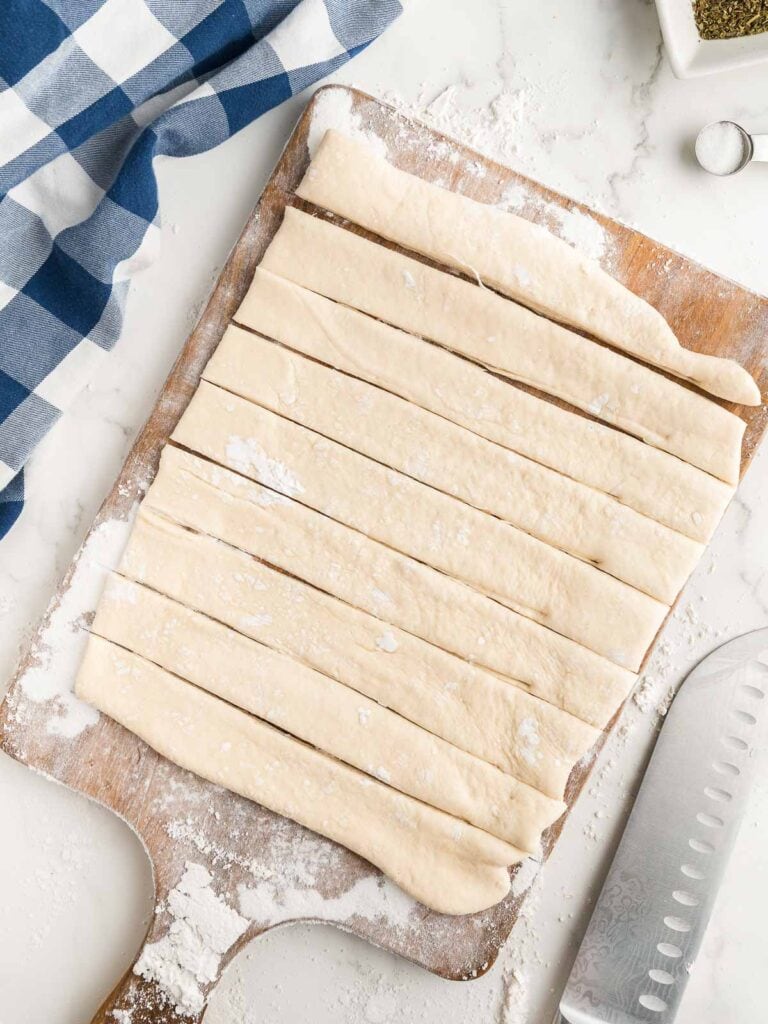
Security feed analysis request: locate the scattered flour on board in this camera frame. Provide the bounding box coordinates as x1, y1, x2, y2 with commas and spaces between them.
15, 508, 137, 738
307, 86, 388, 160
134, 862, 249, 1017
380, 82, 612, 265
238, 871, 416, 932
549, 205, 608, 263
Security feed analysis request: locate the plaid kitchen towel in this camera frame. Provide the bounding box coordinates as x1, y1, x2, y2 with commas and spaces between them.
0, 0, 400, 539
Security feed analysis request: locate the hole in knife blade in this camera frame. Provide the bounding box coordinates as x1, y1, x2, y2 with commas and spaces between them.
704, 786, 732, 802
732, 709, 757, 726
664, 915, 691, 932
689, 837, 714, 853
723, 735, 748, 751
657, 942, 683, 958
639, 994, 668, 1012
696, 812, 724, 828
712, 760, 740, 776
681, 863, 705, 880
741, 683, 765, 700
649, 969, 675, 985
673, 889, 699, 907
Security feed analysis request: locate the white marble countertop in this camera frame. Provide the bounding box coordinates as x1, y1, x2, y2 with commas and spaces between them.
2, 1, 767, 1021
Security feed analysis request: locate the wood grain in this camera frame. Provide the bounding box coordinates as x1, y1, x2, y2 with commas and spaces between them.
1, 86, 766, 1023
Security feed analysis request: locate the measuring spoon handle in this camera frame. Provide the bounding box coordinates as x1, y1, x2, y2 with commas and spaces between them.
750, 133, 768, 162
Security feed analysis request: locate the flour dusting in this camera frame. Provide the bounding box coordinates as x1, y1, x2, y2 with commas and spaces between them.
134, 862, 249, 1016
517, 717, 543, 766
225, 436, 304, 498
375, 630, 399, 653
15, 508, 137, 737
550, 205, 608, 262
239, 871, 416, 932
498, 861, 545, 1023
384, 84, 531, 168
382, 83, 613, 267
308, 86, 388, 160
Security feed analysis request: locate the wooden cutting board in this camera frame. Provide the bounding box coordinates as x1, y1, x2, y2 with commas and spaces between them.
1, 86, 767, 1023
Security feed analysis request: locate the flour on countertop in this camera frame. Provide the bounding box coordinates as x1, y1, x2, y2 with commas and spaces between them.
134, 861, 249, 1017
380, 82, 613, 267
383, 83, 531, 169
14, 507, 137, 738
498, 862, 544, 1024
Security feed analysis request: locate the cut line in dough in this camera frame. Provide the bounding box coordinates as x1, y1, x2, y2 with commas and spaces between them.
172, 381, 667, 668
234, 270, 734, 545
92, 575, 565, 850
122, 506, 610, 779
297, 131, 760, 407
204, 325, 703, 604
261, 208, 745, 484
76, 635, 524, 916
144, 446, 605, 769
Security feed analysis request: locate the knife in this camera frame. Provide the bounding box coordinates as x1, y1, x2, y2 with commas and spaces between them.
556, 627, 768, 1024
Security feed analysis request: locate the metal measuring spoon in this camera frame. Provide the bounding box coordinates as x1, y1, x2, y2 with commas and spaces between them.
695, 120, 768, 176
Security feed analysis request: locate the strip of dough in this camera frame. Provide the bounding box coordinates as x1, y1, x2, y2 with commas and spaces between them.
93, 576, 564, 849
145, 447, 604, 771
173, 382, 666, 668
236, 271, 733, 545
76, 635, 523, 915
123, 509, 612, 780
298, 131, 760, 407
205, 326, 702, 604
237, 272, 737, 544
261, 208, 745, 484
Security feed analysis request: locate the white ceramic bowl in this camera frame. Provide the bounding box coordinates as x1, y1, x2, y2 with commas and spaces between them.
655, 0, 768, 78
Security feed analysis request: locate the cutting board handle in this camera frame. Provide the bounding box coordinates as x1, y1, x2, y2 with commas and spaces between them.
90, 968, 206, 1024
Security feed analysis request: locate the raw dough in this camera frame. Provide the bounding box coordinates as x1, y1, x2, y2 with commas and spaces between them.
123, 507, 610, 779
205, 326, 703, 604
172, 382, 667, 668
235, 270, 734, 545
92, 575, 565, 849
147, 446, 630, 732
261, 208, 745, 484
145, 447, 607, 760
298, 131, 760, 407
76, 635, 523, 916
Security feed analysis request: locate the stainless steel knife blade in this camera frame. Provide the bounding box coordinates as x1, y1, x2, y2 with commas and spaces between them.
557, 628, 768, 1024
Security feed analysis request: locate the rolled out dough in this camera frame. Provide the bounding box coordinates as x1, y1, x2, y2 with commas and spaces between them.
122, 508, 608, 782
235, 271, 733, 545
261, 208, 744, 484
145, 447, 605, 768
93, 575, 564, 849
205, 326, 703, 604
297, 131, 760, 407
76, 635, 523, 916
172, 382, 667, 668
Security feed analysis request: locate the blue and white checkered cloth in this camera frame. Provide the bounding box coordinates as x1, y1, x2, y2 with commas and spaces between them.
0, 0, 400, 539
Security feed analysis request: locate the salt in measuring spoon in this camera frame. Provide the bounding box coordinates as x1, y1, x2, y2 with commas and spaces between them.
695, 120, 768, 176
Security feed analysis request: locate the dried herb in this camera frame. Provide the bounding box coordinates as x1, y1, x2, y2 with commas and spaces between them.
693, 0, 768, 40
